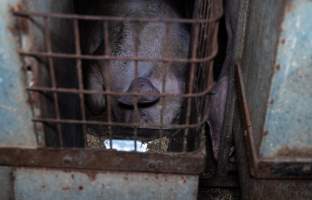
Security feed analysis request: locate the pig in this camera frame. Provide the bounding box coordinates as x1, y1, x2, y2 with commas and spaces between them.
83, 0, 190, 132
207, 76, 228, 159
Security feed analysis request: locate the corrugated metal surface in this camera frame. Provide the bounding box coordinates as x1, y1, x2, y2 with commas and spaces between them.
14, 168, 198, 200
0, 0, 37, 148
261, 0, 312, 158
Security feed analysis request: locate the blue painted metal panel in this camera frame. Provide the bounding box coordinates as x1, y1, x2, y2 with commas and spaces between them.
14, 168, 198, 200
261, 0, 312, 157
0, 0, 37, 147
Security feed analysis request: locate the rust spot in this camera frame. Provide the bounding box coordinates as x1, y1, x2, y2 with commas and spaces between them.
280, 38, 286, 45
123, 176, 128, 181
62, 186, 70, 191
285, 2, 295, 13
9, 2, 29, 34
78, 186, 83, 191
263, 130, 268, 137
274, 64, 280, 72
10, 1, 24, 13
85, 171, 98, 181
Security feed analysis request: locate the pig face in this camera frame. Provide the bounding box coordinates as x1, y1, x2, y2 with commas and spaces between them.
86, 20, 190, 129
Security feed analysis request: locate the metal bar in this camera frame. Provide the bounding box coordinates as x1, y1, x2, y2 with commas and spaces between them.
44, 17, 63, 146
13, 10, 223, 24
26, 85, 214, 98
18, 50, 217, 64
32, 116, 209, 130
74, 19, 88, 147
158, 23, 171, 149
183, 23, 200, 151
195, 0, 205, 124
234, 63, 258, 168
103, 21, 113, 149
0, 148, 205, 175
133, 21, 140, 151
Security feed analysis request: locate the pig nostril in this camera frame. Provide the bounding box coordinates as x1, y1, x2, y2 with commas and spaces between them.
118, 77, 160, 109
137, 97, 159, 107
118, 95, 159, 109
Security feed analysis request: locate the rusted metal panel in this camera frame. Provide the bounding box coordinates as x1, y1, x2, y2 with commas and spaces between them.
239, 0, 284, 152
0, 148, 205, 175
234, 0, 312, 178
14, 168, 198, 200
261, 0, 312, 158
234, 0, 312, 198
0, 0, 37, 148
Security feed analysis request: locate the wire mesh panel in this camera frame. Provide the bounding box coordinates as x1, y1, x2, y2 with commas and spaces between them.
13, 0, 222, 153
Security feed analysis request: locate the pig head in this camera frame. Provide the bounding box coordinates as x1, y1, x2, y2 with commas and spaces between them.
84, 0, 190, 131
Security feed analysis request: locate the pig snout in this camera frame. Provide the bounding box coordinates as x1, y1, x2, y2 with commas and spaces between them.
118, 77, 160, 107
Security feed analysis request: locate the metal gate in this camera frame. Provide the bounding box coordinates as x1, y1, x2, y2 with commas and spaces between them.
0, 0, 223, 199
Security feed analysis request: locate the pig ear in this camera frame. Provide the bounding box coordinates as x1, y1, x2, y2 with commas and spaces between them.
207, 76, 228, 160
85, 62, 106, 115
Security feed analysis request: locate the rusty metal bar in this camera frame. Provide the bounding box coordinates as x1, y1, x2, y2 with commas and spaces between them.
44, 17, 63, 146
32, 116, 209, 130
26, 84, 214, 98
103, 21, 113, 149
234, 63, 258, 168
73, 19, 88, 147
184, 23, 200, 151
13, 10, 222, 24
18, 50, 216, 64
159, 23, 170, 149
0, 148, 205, 175
133, 21, 141, 151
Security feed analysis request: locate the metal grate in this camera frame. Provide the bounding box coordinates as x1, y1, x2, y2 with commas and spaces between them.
13, 0, 222, 153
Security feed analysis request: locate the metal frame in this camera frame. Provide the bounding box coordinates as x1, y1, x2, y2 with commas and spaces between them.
0, 0, 225, 176
11, 0, 222, 152
0, 147, 205, 174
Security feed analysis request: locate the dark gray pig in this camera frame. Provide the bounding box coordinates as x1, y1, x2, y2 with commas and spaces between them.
84, 0, 190, 130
